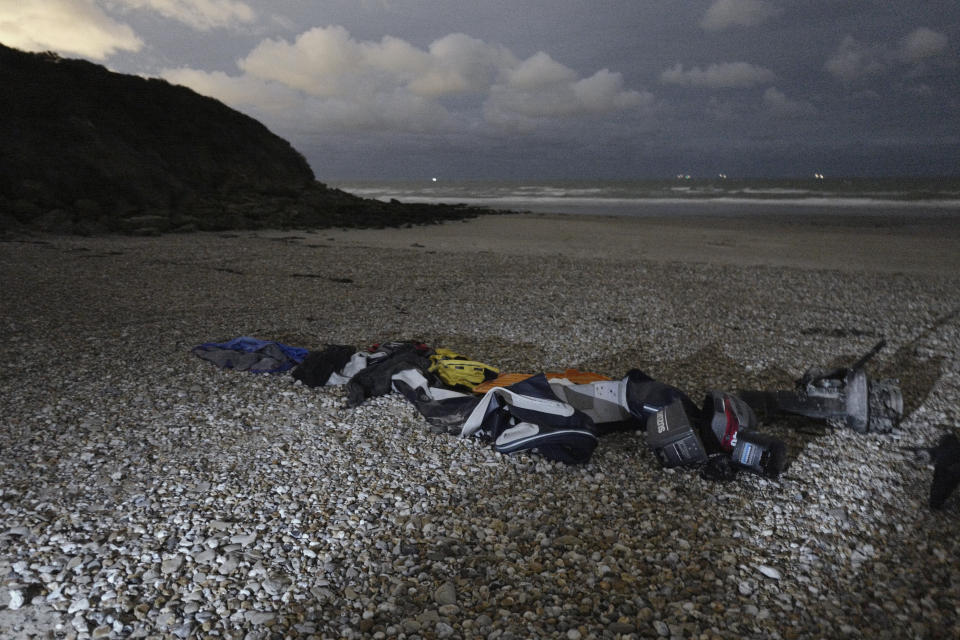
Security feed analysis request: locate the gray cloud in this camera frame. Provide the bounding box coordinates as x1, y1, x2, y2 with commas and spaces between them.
825, 36, 887, 82
409, 33, 517, 97
111, 0, 255, 30
0, 0, 142, 59
0, 0, 256, 60
900, 27, 949, 62
826, 28, 950, 82
165, 26, 648, 134
700, 0, 781, 31
762, 87, 817, 117
162, 64, 459, 133
483, 53, 652, 130
661, 62, 776, 88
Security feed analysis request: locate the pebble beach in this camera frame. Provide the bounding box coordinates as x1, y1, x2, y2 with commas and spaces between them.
1, 212, 959, 639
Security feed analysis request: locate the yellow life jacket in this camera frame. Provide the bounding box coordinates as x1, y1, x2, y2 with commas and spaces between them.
429, 348, 500, 390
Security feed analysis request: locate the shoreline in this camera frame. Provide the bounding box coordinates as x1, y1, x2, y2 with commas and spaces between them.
6, 206, 958, 276
310, 210, 960, 275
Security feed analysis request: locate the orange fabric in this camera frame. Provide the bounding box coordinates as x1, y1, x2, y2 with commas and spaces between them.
547, 369, 613, 384
472, 369, 612, 394
472, 373, 534, 393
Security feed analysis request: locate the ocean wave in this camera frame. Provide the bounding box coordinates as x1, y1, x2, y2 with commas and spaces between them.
334, 179, 960, 215
361, 194, 960, 211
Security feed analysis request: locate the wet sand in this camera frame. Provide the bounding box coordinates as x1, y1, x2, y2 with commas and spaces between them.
312, 211, 960, 275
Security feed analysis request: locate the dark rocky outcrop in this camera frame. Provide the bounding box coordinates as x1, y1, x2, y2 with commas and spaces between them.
0, 44, 495, 235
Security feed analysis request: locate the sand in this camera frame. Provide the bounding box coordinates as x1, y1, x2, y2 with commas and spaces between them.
315, 212, 960, 275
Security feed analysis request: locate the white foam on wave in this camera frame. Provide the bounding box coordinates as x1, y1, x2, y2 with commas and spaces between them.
334, 180, 960, 216
363, 194, 960, 212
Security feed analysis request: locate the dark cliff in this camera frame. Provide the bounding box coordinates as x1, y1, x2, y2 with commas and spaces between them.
0, 44, 487, 235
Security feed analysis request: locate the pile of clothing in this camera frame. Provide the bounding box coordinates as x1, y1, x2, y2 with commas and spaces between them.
194, 337, 960, 508
194, 337, 786, 481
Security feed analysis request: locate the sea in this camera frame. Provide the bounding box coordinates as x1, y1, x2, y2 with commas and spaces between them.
331, 177, 960, 218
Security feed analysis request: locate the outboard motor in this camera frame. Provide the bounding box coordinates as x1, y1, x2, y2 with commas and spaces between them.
738, 340, 903, 433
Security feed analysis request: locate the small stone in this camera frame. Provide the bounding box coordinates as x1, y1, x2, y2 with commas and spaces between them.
192, 548, 216, 564
419, 609, 440, 624
262, 575, 291, 596
92, 625, 112, 638
7, 590, 24, 611
438, 603, 459, 616
246, 611, 275, 625
230, 533, 256, 546
68, 597, 90, 614
436, 621, 454, 638
434, 581, 457, 606
567, 629, 583, 640
218, 555, 239, 575
553, 535, 581, 547
653, 620, 669, 636
162, 554, 184, 574
757, 565, 781, 580
72, 615, 89, 633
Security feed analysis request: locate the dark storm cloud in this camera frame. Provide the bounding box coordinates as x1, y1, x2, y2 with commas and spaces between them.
1, 0, 957, 177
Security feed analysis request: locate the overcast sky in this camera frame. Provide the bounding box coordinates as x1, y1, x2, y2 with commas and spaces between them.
3, 0, 958, 180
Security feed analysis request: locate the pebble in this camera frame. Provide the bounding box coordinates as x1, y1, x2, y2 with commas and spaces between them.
245, 611, 275, 625
192, 548, 215, 564
608, 621, 635, 634
161, 554, 183, 574
230, 533, 256, 546
71, 615, 88, 634
429, 582, 454, 605
67, 598, 89, 614
1, 232, 958, 640
218, 555, 239, 575
757, 564, 781, 580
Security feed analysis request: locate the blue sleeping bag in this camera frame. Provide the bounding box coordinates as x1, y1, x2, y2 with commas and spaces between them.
192, 336, 308, 373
